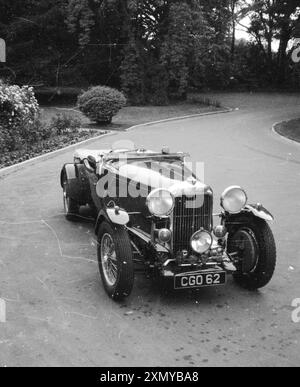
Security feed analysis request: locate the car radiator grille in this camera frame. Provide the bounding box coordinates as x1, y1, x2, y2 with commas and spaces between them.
172, 194, 213, 253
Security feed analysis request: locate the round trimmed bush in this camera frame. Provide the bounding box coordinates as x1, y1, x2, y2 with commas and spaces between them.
77, 86, 126, 124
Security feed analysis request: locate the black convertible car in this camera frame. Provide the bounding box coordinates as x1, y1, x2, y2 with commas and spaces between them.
60, 146, 276, 300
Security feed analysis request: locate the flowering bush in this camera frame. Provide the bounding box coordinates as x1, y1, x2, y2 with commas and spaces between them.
0, 84, 40, 151
0, 83, 103, 169
50, 113, 82, 135
77, 86, 126, 124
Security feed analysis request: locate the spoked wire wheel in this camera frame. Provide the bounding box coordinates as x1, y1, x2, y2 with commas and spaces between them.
100, 233, 118, 287
227, 217, 276, 290
230, 228, 259, 274
63, 187, 70, 214
97, 222, 134, 300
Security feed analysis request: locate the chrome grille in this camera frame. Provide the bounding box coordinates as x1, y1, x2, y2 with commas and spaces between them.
172, 194, 213, 252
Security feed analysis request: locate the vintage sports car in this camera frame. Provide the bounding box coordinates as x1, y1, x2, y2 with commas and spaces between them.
60, 146, 276, 300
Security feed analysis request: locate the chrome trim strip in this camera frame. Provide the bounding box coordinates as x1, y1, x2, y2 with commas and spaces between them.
126, 227, 170, 253
126, 227, 151, 243
163, 259, 176, 267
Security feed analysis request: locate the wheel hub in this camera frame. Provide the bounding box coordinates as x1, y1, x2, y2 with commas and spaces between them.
63, 189, 69, 213
101, 233, 118, 286
231, 228, 258, 273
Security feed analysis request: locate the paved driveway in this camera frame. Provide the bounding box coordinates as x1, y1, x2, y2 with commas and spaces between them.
0, 93, 300, 367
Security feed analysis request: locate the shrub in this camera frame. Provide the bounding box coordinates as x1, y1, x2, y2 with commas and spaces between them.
0, 84, 40, 151
24, 119, 54, 144
77, 86, 126, 124
49, 113, 82, 135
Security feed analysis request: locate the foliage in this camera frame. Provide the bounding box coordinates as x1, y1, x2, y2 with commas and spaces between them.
0, 84, 39, 125
236, 0, 300, 86
0, 83, 40, 151
0, 84, 82, 152
120, 34, 146, 105
49, 113, 82, 135
77, 86, 127, 123
144, 60, 169, 105
1, 0, 300, 97
160, 2, 193, 100
0, 0, 78, 86
0, 128, 102, 168
0, 83, 97, 167
65, 0, 125, 87
120, 0, 223, 103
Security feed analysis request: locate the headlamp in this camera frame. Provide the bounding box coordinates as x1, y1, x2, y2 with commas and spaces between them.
190, 230, 213, 254
221, 186, 247, 214
146, 189, 175, 217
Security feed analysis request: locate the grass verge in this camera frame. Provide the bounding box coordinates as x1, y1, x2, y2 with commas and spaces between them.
274, 119, 300, 143
0, 130, 105, 169
41, 99, 222, 131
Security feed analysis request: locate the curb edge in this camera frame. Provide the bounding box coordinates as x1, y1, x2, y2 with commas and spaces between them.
272, 121, 300, 146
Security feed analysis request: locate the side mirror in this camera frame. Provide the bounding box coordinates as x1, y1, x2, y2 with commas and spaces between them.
87, 155, 97, 170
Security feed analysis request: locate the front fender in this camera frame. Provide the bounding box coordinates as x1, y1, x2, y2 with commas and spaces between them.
224, 203, 274, 229
95, 208, 129, 235
61, 164, 90, 205
60, 164, 77, 187
243, 204, 274, 222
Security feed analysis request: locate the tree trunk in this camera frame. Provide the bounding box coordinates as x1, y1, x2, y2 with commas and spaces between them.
230, 0, 236, 63
277, 34, 290, 86
231, 17, 236, 62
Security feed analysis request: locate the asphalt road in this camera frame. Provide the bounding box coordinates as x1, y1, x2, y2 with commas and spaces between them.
0, 93, 300, 367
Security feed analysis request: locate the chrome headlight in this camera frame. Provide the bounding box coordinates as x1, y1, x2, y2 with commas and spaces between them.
190, 230, 213, 254
221, 186, 247, 214
158, 228, 172, 243
146, 189, 175, 217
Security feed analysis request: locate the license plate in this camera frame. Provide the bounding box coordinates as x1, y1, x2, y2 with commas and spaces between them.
174, 271, 226, 290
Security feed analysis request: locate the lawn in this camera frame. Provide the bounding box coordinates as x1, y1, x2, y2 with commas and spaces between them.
274, 119, 300, 143
41, 97, 222, 131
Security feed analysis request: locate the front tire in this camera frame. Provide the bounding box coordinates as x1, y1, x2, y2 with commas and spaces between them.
227, 217, 276, 290
97, 222, 134, 301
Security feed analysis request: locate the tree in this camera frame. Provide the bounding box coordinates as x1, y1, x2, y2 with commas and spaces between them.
274, 1, 300, 84
65, 0, 127, 86
120, 0, 170, 103
228, 0, 251, 60
5, 0, 300, 96
120, 33, 146, 104
121, 0, 225, 101
0, 0, 81, 86
160, 1, 193, 99
198, 0, 233, 88
238, 0, 300, 85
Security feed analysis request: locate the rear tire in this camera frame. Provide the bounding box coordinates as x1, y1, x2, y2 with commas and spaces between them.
62, 178, 79, 221
227, 217, 276, 290
97, 222, 134, 301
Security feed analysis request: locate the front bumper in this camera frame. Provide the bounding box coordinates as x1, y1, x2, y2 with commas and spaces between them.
160, 252, 236, 278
